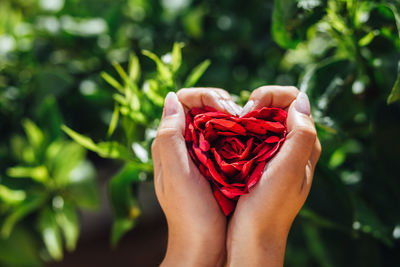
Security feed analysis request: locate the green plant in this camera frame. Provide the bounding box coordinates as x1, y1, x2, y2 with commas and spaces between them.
62, 42, 211, 246
271, 0, 400, 265
0, 97, 99, 265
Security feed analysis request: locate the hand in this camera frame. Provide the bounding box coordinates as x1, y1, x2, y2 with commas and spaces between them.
152, 88, 241, 267
227, 86, 321, 267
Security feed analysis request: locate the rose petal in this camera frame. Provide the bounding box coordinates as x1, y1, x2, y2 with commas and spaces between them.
209, 119, 247, 135
212, 185, 236, 216
220, 186, 248, 199
241, 118, 285, 134
219, 148, 239, 160
241, 158, 255, 177
238, 138, 253, 160
207, 159, 230, 187
265, 135, 280, 143
247, 162, 266, 189
256, 139, 284, 162
193, 144, 208, 166
212, 148, 238, 176
198, 164, 212, 181
199, 134, 210, 151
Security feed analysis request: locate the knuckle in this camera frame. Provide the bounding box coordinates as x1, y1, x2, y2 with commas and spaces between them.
283, 86, 300, 99
284, 86, 300, 93
215, 88, 230, 99
251, 86, 272, 100
156, 128, 181, 140
151, 139, 158, 155
176, 88, 189, 98
315, 138, 322, 157
203, 90, 218, 100
253, 85, 270, 94
294, 125, 317, 143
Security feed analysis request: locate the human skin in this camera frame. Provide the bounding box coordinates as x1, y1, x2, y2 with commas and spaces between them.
151, 86, 321, 267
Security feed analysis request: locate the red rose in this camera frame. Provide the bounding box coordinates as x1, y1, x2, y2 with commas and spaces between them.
184, 106, 287, 215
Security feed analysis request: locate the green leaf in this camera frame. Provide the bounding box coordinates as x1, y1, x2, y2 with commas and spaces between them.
271, 0, 300, 49
300, 208, 349, 232
111, 217, 136, 248
22, 119, 44, 154
36, 96, 63, 142
55, 202, 79, 252
171, 42, 184, 73
1, 194, 47, 238
145, 80, 164, 107
109, 163, 140, 216
107, 104, 120, 138
358, 30, 378, 47
128, 53, 140, 82
353, 197, 393, 246
112, 62, 128, 85
62, 126, 129, 160
183, 59, 211, 88
101, 71, 124, 93
328, 148, 346, 168
113, 93, 127, 105
182, 6, 206, 39
37, 207, 63, 261
142, 50, 173, 87
0, 185, 26, 205
61, 125, 99, 152
49, 142, 86, 186
126, 89, 141, 112
127, 110, 147, 124
109, 163, 142, 246
0, 226, 42, 267
96, 141, 131, 160
383, 3, 400, 39
302, 221, 334, 267
66, 161, 99, 210
6, 165, 49, 184
387, 62, 400, 104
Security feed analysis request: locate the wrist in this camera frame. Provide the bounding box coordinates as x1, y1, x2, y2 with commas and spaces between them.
227, 221, 290, 267
162, 228, 226, 267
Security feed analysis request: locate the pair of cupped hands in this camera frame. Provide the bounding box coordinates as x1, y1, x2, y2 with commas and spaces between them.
151, 86, 321, 267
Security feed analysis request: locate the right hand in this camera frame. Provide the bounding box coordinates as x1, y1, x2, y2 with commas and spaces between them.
152, 88, 241, 267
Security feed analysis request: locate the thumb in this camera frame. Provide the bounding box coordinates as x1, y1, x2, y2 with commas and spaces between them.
272, 92, 317, 180
159, 91, 185, 135
155, 92, 188, 173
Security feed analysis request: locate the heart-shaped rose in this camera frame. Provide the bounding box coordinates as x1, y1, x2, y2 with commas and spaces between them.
184, 106, 287, 215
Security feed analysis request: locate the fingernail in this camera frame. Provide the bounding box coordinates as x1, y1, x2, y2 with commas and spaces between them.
221, 99, 237, 115
210, 91, 225, 111
240, 100, 254, 117
163, 92, 178, 117
226, 100, 242, 116
295, 92, 311, 116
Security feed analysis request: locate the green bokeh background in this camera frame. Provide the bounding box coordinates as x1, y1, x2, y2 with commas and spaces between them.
1, 0, 400, 266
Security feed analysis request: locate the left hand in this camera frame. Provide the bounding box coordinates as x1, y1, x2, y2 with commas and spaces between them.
227, 86, 321, 266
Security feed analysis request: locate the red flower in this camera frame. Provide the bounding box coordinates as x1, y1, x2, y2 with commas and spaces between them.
185, 106, 287, 215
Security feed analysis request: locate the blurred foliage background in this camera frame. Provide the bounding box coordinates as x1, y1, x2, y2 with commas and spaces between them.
1, 0, 400, 266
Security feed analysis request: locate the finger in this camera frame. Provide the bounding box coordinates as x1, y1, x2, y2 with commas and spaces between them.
156, 92, 203, 182
300, 138, 322, 192
156, 92, 218, 212
177, 87, 242, 116
151, 138, 163, 196
268, 92, 317, 184
241, 85, 299, 116
156, 91, 187, 153
310, 138, 322, 168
